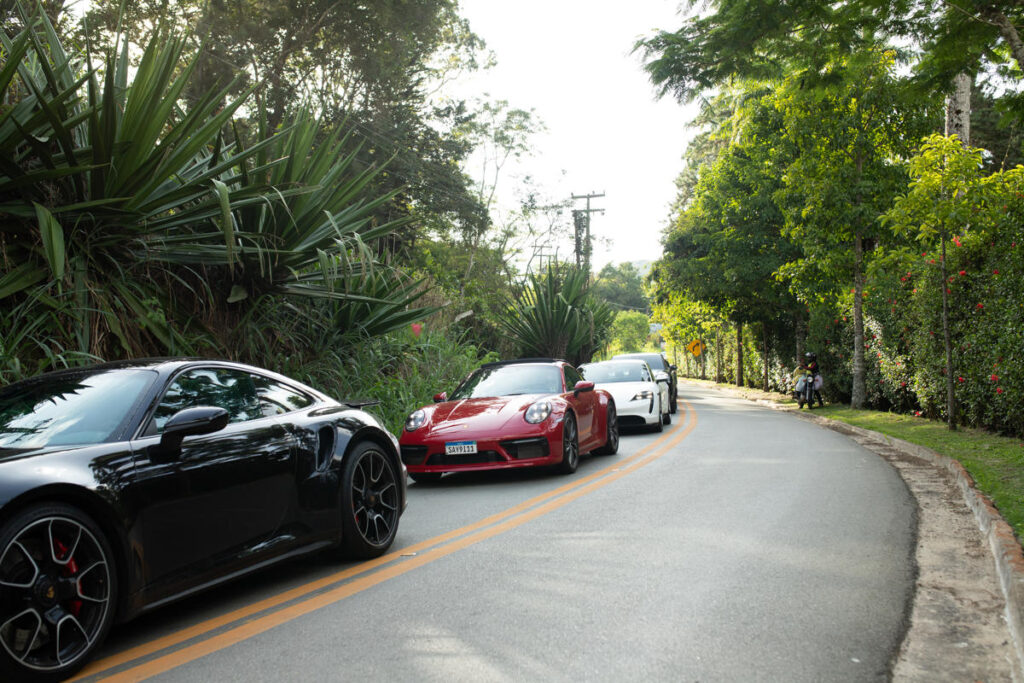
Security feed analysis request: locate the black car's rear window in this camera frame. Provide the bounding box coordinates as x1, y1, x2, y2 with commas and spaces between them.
450, 365, 563, 399
616, 354, 666, 371
0, 369, 156, 450
580, 361, 649, 383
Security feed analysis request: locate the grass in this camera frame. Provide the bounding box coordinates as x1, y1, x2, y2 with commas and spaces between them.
684, 378, 1024, 543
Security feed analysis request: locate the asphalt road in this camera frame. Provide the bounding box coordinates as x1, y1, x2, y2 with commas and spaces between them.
76, 383, 916, 682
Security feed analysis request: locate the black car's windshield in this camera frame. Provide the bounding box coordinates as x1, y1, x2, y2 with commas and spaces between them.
580, 362, 648, 383
616, 354, 666, 371
0, 369, 155, 450
450, 365, 563, 399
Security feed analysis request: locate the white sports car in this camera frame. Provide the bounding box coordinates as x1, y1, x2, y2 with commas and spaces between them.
578, 359, 671, 432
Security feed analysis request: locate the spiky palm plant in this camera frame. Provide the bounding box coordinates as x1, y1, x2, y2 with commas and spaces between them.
0, 4, 427, 371
499, 264, 614, 365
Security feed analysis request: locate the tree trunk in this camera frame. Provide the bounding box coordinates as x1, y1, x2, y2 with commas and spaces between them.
984, 10, 1024, 77
945, 72, 971, 144
735, 322, 744, 388
762, 324, 769, 392
939, 235, 958, 430
715, 332, 723, 383
795, 316, 804, 367
851, 230, 867, 409
941, 78, 969, 428
700, 341, 707, 380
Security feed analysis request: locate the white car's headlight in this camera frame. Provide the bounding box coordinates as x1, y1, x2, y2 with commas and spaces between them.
525, 400, 553, 424
405, 409, 426, 431
630, 390, 654, 401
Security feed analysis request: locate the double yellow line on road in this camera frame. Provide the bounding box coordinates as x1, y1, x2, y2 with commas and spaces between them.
77, 400, 697, 682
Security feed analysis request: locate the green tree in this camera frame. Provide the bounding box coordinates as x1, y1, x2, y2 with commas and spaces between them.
592, 262, 648, 313
883, 134, 994, 429
773, 50, 934, 407
635, 0, 1024, 102
608, 311, 651, 354
657, 87, 801, 388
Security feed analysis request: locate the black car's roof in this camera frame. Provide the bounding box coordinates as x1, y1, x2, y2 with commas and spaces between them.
479, 358, 565, 370
1, 358, 330, 402
581, 359, 649, 366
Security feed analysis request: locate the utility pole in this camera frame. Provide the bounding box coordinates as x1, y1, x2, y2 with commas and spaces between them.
529, 243, 553, 274
571, 191, 604, 277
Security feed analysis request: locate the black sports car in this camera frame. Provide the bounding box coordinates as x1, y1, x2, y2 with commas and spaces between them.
0, 359, 406, 681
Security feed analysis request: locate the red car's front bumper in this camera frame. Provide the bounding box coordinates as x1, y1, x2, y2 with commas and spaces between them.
400, 423, 564, 473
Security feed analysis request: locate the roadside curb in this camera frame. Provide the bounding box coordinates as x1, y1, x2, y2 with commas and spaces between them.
691, 381, 1024, 673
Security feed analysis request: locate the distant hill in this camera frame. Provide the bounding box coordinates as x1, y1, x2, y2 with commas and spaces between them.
631, 260, 654, 277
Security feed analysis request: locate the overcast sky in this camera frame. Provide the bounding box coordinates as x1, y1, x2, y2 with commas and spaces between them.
449, 0, 697, 271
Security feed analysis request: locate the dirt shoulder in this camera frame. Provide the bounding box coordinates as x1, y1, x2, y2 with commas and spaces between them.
686, 380, 1022, 681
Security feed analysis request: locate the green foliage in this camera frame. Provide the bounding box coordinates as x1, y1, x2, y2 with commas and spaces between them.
498, 264, 614, 365
607, 311, 651, 355
278, 327, 495, 436
636, 0, 1024, 105
591, 262, 649, 313
0, 6, 432, 376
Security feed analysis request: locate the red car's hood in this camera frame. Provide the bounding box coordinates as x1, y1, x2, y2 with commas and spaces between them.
425, 395, 544, 436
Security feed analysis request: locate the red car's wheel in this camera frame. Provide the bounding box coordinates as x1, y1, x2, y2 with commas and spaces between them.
594, 404, 619, 455
556, 413, 580, 474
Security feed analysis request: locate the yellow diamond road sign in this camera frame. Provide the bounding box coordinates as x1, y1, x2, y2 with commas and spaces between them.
687, 339, 706, 357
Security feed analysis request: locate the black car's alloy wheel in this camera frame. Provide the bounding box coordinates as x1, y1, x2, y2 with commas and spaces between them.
0, 504, 116, 682
557, 413, 580, 474
595, 404, 619, 455
340, 441, 400, 559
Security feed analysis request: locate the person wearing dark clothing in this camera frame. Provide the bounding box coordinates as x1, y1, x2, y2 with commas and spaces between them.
799, 351, 823, 407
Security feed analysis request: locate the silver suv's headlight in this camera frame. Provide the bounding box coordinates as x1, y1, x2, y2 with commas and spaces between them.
524, 400, 552, 424
405, 409, 426, 431
630, 390, 654, 401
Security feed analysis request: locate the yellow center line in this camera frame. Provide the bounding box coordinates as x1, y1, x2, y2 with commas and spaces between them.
78, 401, 695, 682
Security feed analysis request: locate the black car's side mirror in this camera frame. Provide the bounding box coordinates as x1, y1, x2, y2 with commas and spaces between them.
154, 406, 230, 461
670, 364, 678, 372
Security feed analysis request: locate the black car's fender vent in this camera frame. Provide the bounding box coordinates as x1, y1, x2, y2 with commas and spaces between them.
400, 445, 428, 465
426, 451, 503, 466
499, 438, 550, 460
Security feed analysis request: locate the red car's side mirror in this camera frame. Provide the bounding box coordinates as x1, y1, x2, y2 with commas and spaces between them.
433, 392, 447, 403
573, 381, 595, 396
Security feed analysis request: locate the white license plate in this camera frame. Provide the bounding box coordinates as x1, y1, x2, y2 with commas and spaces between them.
445, 440, 478, 455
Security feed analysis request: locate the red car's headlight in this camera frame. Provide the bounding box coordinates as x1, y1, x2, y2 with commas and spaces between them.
405, 409, 427, 431
524, 400, 552, 424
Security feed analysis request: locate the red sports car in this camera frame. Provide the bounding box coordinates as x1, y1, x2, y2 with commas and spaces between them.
399, 359, 619, 482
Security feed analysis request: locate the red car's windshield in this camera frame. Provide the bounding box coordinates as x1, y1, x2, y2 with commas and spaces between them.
450, 365, 563, 399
